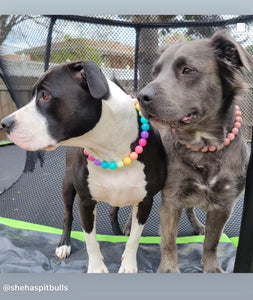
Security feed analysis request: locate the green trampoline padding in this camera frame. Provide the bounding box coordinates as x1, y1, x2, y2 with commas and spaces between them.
0, 216, 237, 245
0, 141, 13, 146
230, 237, 239, 247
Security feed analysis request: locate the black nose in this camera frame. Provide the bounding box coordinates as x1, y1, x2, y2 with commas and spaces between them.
138, 86, 155, 104
1, 116, 16, 134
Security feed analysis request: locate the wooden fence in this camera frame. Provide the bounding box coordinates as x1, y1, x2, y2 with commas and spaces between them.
0, 79, 32, 141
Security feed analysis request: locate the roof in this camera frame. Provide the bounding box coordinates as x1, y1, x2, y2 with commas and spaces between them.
20, 38, 135, 57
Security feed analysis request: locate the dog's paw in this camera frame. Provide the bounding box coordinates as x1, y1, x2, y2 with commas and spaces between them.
157, 263, 180, 273
194, 223, 205, 235
88, 257, 109, 273
55, 245, 71, 259
202, 256, 225, 273
203, 265, 225, 273
118, 253, 138, 273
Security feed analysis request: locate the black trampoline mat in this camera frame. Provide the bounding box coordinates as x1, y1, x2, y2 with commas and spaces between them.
0, 224, 236, 273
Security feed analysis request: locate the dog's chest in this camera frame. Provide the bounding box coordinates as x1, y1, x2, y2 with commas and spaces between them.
178, 170, 239, 209
87, 161, 147, 207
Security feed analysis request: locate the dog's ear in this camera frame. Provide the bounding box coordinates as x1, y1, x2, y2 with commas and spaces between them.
211, 30, 253, 72
70, 61, 110, 99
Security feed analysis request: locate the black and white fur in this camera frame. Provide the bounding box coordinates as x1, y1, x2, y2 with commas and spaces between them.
1, 61, 169, 273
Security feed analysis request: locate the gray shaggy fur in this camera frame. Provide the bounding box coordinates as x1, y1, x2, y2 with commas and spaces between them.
138, 30, 253, 273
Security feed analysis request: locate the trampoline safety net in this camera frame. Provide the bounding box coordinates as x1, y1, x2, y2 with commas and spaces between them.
0, 14, 252, 238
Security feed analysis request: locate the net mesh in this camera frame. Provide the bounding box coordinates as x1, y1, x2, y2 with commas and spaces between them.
0, 146, 245, 237
0, 15, 252, 237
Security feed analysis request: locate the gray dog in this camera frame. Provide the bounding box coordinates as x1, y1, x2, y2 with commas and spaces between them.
138, 30, 253, 273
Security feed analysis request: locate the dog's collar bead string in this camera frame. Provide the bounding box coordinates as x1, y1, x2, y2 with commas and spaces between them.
83, 98, 150, 170
176, 105, 242, 152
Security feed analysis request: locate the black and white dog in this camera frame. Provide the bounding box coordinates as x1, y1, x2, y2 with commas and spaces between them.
1, 61, 169, 273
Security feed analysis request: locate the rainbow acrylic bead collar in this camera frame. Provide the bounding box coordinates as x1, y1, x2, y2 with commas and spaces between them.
83, 98, 150, 170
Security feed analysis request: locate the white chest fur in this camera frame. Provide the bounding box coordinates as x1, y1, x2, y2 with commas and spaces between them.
87, 160, 147, 207
60, 80, 148, 206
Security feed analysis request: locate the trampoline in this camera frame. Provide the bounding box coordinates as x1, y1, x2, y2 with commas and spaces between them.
1, 14, 253, 273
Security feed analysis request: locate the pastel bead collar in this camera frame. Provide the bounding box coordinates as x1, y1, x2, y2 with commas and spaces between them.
174, 105, 242, 152
83, 98, 150, 170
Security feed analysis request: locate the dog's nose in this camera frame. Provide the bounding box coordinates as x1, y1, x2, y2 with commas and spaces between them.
1, 116, 16, 134
138, 86, 155, 104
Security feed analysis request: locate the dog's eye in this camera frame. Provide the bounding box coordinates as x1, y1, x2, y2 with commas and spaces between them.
182, 67, 193, 75
41, 92, 50, 101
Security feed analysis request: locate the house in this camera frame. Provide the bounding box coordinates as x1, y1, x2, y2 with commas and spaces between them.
19, 38, 135, 69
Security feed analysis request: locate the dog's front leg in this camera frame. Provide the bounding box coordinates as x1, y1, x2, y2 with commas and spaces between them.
118, 197, 152, 273
78, 198, 108, 273
202, 207, 232, 273
157, 189, 182, 273
56, 171, 76, 259
118, 205, 143, 273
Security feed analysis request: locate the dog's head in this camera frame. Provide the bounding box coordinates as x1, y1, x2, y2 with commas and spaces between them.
1, 61, 110, 151
138, 30, 253, 131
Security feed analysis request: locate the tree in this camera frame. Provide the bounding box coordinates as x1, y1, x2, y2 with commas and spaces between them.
0, 15, 32, 45
120, 15, 177, 90
183, 15, 225, 38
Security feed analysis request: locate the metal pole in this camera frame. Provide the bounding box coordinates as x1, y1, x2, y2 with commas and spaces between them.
44, 16, 56, 72
234, 128, 253, 272
134, 27, 140, 93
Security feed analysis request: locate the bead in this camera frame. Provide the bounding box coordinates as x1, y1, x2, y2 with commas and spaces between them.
235, 105, 240, 111
139, 111, 143, 117
232, 127, 239, 135
235, 116, 242, 123
139, 138, 147, 147
135, 145, 143, 154
224, 138, 230, 146
186, 144, 192, 149
209, 145, 217, 152
141, 131, 149, 139
142, 124, 150, 131
94, 159, 101, 166
227, 133, 235, 141
135, 103, 140, 111
101, 161, 109, 169
236, 111, 242, 117
141, 116, 148, 124
117, 161, 124, 168
109, 161, 117, 170
88, 155, 95, 161
133, 98, 138, 105
201, 146, 209, 153
130, 152, 138, 160
123, 157, 132, 165
84, 149, 89, 156
234, 122, 241, 129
